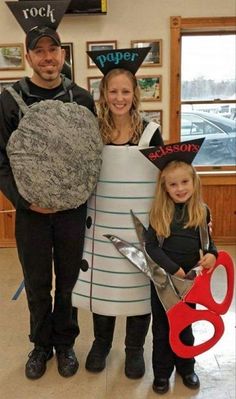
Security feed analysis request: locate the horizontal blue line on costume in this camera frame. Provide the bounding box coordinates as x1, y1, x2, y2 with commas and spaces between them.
98, 179, 156, 184
92, 224, 135, 230
78, 278, 149, 289
92, 194, 154, 200
73, 293, 151, 303
84, 250, 122, 259
81, 267, 142, 274
87, 207, 148, 215
84, 236, 140, 246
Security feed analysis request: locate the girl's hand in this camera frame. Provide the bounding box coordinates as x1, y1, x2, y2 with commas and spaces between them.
174, 267, 185, 278
198, 253, 216, 272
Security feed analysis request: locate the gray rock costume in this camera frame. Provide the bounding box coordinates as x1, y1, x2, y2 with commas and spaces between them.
6, 86, 102, 210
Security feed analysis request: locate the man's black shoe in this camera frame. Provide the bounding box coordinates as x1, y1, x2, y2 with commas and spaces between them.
56, 348, 79, 377
152, 378, 169, 394
182, 372, 200, 389
25, 347, 53, 379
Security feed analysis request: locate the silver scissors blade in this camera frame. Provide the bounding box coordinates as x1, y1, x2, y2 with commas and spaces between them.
130, 211, 194, 298
104, 234, 152, 279
104, 234, 184, 310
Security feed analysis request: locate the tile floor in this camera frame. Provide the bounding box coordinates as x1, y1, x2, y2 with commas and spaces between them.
0, 245, 235, 399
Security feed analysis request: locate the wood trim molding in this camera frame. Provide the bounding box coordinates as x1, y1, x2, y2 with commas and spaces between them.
170, 16, 181, 142
199, 174, 236, 185
179, 17, 236, 30
0, 238, 16, 248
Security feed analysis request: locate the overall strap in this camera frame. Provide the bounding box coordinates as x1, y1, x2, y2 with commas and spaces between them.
6, 86, 29, 115
18, 76, 74, 102
156, 235, 165, 248
138, 121, 160, 147
199, 217, 210, 252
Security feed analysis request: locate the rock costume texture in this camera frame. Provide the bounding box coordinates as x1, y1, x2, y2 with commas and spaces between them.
72, 124, 159, 315
6, 87, 103, 210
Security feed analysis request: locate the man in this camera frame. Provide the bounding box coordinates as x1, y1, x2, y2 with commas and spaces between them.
0, 1, 100, 380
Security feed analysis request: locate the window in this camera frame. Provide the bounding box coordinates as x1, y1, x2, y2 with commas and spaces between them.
170, 17, 236, 171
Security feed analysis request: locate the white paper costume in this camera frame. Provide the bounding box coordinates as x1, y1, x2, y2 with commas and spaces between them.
72, 123, 159, 315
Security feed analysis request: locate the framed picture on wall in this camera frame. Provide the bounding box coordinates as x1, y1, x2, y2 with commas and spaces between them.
137, 75, 162, 101
61, 42, 74, 80
0, 44, 25, 71
141, 109, 163, 127
86, 41, 117, 68
87, 76, 102, 101
141, 109, 163, 129
131, 39, 162, 66
0, 77, 18, 93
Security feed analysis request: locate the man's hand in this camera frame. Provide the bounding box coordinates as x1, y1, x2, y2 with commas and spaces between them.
30, 204, 57, 214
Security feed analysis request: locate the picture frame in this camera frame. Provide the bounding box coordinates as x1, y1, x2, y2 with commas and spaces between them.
0, 77, 18, 94
61, 42, 74, 80
87, 76, 102, 101
86, 41, 117, 68
0, 44, 25, 71
137, 75, 162, 101
131, 39, 162, 67
141, 109, 163, 129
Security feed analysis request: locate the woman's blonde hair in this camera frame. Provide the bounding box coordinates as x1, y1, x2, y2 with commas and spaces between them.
98, 68, 143, 144
149, 161, 206, 237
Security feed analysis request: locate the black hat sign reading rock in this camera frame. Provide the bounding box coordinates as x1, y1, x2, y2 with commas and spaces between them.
6, 0, 70, 32
6, 0, 70, 50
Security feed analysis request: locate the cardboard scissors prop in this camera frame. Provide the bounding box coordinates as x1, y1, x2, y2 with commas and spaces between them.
105, 212, 234, 358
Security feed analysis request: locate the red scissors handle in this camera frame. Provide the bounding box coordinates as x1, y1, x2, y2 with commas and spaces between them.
166, 250, 234, 358
167, 301, 224, 358
185, 250, 234, 314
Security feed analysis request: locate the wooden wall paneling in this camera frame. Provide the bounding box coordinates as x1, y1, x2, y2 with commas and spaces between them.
0, 192, 16, 247
201, 176, 236, 245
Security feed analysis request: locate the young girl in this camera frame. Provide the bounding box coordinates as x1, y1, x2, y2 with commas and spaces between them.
142, 140, 218, 394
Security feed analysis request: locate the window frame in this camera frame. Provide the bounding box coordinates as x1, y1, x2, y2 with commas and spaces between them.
170, 16, 236, 173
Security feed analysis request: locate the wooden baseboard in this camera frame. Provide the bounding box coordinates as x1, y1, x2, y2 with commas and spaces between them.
214, 236, 236, 246
0, 239, 16, 248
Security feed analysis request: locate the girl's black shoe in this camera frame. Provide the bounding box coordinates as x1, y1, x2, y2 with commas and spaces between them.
182, 372, 200, 389
152, 378, 169, 394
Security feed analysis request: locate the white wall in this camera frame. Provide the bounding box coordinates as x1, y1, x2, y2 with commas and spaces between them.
0, 0, 235, 137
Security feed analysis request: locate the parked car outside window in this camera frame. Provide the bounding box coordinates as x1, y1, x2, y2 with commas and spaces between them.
181, 111, 236, 166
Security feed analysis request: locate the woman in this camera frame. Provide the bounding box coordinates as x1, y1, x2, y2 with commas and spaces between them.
72, 48, 163, 379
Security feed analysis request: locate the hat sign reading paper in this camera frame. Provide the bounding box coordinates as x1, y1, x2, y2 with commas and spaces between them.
6, 0, 70, 32
140, 138, 205, 171
87, 47, 151, 75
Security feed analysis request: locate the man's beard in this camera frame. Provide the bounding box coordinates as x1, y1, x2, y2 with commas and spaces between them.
36, 66, 61, 82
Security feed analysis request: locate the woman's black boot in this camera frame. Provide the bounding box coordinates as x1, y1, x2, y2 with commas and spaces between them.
85, 313, 115, 372
125, 314, 151, 379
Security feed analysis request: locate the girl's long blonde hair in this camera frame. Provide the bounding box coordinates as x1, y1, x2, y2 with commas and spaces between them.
150, 161, 207, 237
98, 68, 143, 144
